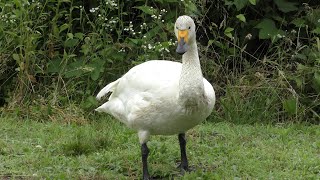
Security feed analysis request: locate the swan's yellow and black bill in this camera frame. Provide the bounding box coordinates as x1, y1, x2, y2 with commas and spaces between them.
178, 30, 189, 43
176, 30, 189, 55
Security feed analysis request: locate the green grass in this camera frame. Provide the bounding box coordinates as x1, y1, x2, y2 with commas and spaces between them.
0, 116, 319, 179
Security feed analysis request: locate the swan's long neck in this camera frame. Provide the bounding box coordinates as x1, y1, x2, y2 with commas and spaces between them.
179, 42, 205, 108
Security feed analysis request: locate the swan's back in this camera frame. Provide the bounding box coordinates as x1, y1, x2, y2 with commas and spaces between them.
117, 60, 182, 95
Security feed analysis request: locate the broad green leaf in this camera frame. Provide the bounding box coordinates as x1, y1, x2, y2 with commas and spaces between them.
144, 26, 160, 39
75, 33, 84, 40
63, 60, 87, 78
213, 40, 225, 49
12, 54, 20, 61
208, 40, 225, 49
236, 14, 246, 22
129, 38, 140, 45
249, 0, 256, 5
297, 63, 309, 71
47, 59, 63, 73
184, 1, 199, 15
225, 33, 233, 39
294, 54, 307, 60
207, 40, 214, 47
294, 77, 303, 89
88, 58, 105, 81
64, 38, 79, 48
67, 33, 73, 39
12, 0, 22, 8
82, 96, 98, 109
283, 98, 297, 115
224, 27, 234, 39
274, 0, 298, 13
233, 0, 248, 10
255, 18, 285, 40
91, 69, 100, 81
134, 6, 156, 15
59, 24, 69, 33
224, 1, 233, 7
311, 27, 320, 35
224, 27, 234, 33
291, 18, 306, 27
80, 44, 90, 55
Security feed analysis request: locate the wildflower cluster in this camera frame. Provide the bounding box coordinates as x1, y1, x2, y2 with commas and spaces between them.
276, 34, 286, 38
86, 3, 175, 57
30, 0, 41, 8
124, 21, 135, 34
105, 0, 118, 9
89, 1, 121, 32
151, 8, 167, 23
0, 14, 16, 24
89, 7, 99, 13
91, 5, 119, 32
123, 21, 149, 36
101, 17, 118, 31
141, 39, 176, 54
118, 48, 125, 53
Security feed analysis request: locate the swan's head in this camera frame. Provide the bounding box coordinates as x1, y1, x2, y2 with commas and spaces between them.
174, 15, 196, 55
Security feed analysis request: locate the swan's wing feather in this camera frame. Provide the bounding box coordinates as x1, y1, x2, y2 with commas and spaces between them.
114, 60, 182, 98
96, 79, 120, 100
124, 60, 181, 90
96, 60, 182, 122
203, 78, 216, 115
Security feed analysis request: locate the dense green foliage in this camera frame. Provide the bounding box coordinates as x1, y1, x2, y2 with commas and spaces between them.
0, 0, 319, 122
0, 1, 320, 179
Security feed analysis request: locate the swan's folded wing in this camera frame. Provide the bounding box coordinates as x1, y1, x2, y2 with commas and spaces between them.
203, 78, 216, 115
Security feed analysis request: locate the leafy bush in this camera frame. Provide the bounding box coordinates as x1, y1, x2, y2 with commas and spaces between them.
195, 0, 320, 122
0, 0, 319, 123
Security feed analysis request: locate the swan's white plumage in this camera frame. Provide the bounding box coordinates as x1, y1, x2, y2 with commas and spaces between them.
96, 60, 215, 143
96, 15, 215, 144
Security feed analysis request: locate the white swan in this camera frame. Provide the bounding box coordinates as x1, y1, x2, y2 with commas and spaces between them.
96, 15, 215, 179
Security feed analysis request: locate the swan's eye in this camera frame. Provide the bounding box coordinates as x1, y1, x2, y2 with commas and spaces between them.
176, 26, 179, 30
188, 26, 191, 30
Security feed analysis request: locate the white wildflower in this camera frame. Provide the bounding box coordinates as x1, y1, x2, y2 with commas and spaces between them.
245, 33, 252, 40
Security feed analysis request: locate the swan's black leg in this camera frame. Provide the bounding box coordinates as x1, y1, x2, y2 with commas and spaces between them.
141, 143, 150, 180
178, 133, 189, 172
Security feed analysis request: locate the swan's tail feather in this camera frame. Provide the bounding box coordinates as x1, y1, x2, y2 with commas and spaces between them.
95, 99, 126, 123
96, 79, 120, 100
